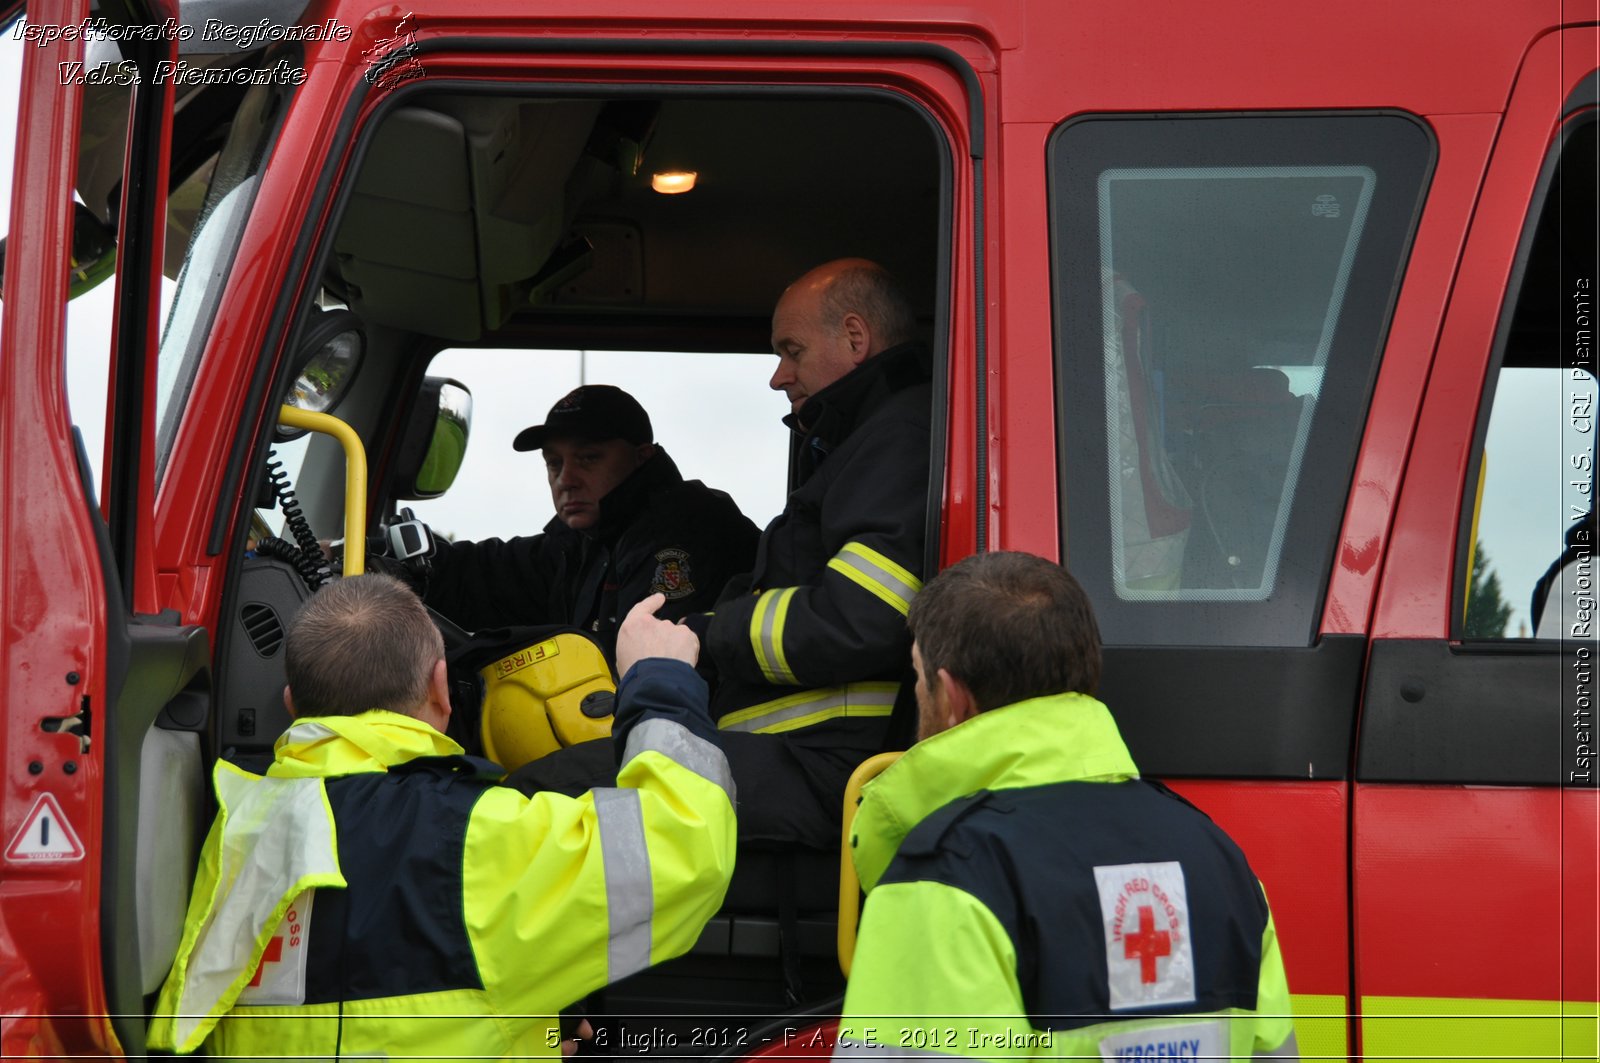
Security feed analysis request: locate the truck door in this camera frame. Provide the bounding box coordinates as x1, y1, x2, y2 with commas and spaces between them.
1047, 110, 1435, 1056
0, 2, 212, 1056
1354, 27, 1600, 1058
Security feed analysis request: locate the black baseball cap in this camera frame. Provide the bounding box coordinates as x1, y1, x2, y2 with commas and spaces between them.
512, 384, 654, 452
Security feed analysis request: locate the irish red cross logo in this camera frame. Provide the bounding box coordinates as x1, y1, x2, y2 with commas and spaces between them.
248, 937, 284, 988
1123, 904, 1172, 983
1094, 860, 1196, 1010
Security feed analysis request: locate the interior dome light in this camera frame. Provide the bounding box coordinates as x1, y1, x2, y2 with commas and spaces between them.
651, 170, 698, 194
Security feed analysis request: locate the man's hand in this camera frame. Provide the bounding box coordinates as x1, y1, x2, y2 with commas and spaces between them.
616, 592, 700, 676
563, 1019, 594, 1056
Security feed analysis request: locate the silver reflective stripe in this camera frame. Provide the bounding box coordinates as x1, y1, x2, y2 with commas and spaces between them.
832, 1044, 982, 1062
593, 787, 653, 981
622, 718, 736, 804
719, 684, 898, 734
1256, 1030, 1301, 1059
830, 543, 923, 615
752, 587, 798, 684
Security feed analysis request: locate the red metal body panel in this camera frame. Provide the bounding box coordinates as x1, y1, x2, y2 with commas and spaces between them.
1168, 780, 1350, 1000
988, 118, 1058, 558
1352, 21, 1600, 1041
5, 1, 1595, 1054
1319, 113, 1500, 636
1354, 787, 1599, 1001
1371, 28, 1589, 641
0, 1, 112, 1055
143, 2, 1579, 623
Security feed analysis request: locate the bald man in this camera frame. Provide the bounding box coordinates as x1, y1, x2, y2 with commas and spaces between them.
513, 260, 932, 855
698, 258, 932, 848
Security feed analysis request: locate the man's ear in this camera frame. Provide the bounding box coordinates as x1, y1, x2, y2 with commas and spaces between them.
842, 311, 873, 364
426, 658, 452, 731
635, 442, 657, 465
283, 686, 298, 720
938, 668, 979, 730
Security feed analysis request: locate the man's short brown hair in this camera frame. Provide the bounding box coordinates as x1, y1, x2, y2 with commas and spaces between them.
820, 261, 918, 349
907, 551, 1102, 714
285, 573, 444, 718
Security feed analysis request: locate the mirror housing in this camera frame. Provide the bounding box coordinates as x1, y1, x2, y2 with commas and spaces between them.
276, 308, 365, 440
393, 376, 472, 500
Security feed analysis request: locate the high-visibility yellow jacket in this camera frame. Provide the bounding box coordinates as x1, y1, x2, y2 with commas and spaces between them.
836, 693, 1298, 1061
148, 658, 735, 1061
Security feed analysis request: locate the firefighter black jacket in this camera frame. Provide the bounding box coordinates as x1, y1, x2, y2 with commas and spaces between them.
425, 448, 759, 663
705, 341, 932, 847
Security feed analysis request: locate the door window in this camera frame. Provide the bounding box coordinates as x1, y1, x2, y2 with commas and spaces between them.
1458, 115, 1599, 642
406, 347, 791, 543
1050, 114, 1434, 645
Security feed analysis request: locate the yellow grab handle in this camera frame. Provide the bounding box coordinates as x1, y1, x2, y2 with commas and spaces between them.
276, 406, 368, 576
837, 750, 902, 977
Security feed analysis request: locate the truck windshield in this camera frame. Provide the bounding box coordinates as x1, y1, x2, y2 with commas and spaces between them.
156, 77, 286, 477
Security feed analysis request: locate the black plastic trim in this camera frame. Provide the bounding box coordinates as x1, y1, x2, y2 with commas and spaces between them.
77, 425, 136, 1058
1567, 70, 1599, 117
104, 29, 172, 604
1099, 635, 1365, 779
1357, 639, 1595, 787
406, 36, 984, 160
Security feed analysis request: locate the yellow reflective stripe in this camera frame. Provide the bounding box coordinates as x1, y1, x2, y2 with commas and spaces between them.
748, 587, 799, 685
1361, 995, 1598, 1059
769, 587, 797, 681
719, 682, 899, 735
828, 542, 923, 616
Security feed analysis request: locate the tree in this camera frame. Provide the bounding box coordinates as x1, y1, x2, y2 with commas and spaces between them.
1463, 542, 1514, 638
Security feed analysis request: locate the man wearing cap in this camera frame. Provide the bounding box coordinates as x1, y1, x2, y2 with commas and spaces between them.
421, 384, 760, 663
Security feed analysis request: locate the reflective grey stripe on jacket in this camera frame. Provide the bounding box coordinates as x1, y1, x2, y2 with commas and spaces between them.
1258, 1030, 1301, 1059
621, 717, 736, 803
718, 681, 898, 734
592, 787, 652, 981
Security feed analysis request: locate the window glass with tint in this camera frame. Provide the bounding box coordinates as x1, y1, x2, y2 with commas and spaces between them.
1050, 114, 1433, 645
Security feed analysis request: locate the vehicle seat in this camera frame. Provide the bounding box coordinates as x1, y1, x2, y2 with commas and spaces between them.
1182, 368, 1304, 589
136, 726, 204, 994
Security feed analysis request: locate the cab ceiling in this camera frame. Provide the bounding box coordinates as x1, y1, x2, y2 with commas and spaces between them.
325, 91, 944, 351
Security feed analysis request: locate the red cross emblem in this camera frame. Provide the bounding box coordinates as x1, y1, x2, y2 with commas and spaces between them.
1123, 905, 1171, 983
247, 936, 284, 988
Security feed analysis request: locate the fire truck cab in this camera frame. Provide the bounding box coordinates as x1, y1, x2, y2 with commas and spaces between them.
1, 0, 1597, 1057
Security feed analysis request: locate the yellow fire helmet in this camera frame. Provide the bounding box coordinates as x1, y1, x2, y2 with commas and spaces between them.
478, 632, 615, 771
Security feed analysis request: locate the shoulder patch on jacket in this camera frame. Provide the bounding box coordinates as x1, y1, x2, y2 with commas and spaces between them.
1093, 860, 1197, 1011
236, 889, 317, 1006
651, 548, 695, 600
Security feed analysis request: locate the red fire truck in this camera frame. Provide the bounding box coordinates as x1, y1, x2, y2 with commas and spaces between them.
1, 0, 1597, 1057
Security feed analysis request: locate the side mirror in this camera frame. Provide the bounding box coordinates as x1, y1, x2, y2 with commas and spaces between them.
393, 376, 472, 500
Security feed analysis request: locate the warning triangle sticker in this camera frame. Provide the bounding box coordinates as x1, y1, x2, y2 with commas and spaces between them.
5, 793, 85, 862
